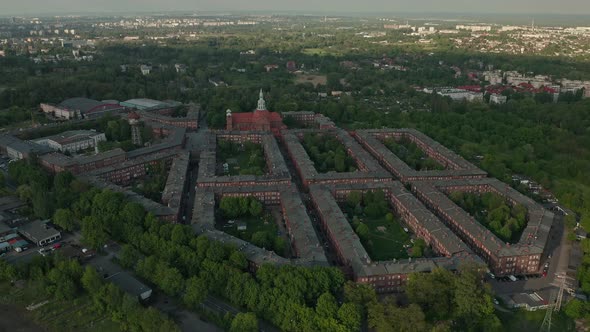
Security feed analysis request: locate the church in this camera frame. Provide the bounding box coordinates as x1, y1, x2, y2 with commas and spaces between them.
226, 90, 286, 135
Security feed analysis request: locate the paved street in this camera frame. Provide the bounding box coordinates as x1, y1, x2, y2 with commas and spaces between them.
490, 213, 573, 297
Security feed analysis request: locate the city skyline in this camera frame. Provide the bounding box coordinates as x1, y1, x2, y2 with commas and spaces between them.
2, 0, 590, 16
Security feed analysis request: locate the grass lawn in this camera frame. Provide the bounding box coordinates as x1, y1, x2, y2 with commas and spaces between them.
0, 281, 121, 332
219, 214, 277, 242
294, 74, 327, 87
217, 140, 266, 176
352, 215, 412, 261
497, 309, 575, 332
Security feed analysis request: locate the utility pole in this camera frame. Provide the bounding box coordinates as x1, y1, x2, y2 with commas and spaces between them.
540, 289, 556, 332
540, 274, 568, 332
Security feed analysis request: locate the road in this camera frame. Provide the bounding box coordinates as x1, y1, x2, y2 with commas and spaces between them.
490, 213, 573, 297
95, 241, 280, 332
89, 243, 223, 332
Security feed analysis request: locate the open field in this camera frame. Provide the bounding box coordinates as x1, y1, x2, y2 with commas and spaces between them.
217, 140, 266, 176
295, 74, 327, 87
0, 281, 120, 332
497, 309, 575, 332
350, 215, 413, 261
219, 214, 277, 241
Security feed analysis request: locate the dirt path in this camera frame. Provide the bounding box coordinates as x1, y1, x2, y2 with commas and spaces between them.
0, 304, 46, 332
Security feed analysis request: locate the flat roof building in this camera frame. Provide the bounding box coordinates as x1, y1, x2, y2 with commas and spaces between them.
33, 130, 106, 153
120, 98, 180, 111
106, 272, 153, 301
41, 98, 125, 120
18, 219, 61, 247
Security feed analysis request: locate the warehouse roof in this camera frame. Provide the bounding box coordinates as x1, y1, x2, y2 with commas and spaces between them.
120, 98, 180, 111
59, 98, 123, 115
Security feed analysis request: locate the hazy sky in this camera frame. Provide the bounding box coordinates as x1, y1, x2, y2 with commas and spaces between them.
2, 0, 590, 15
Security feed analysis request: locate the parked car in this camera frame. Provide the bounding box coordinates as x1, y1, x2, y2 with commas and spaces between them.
508, 275, 517, 282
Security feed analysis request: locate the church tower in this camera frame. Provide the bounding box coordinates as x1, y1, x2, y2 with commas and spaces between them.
257, 89, 267, 111
226, 109, 233, 131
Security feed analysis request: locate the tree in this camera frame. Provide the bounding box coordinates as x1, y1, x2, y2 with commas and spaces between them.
249, 199, 263, 217
183, 276, 208, 308
230, 312, 258, 332
355, 223, 370, 241
564, 299, 585, 319
343, 281, 377, 318
118, 245, 142, 269
229, 251, 248, 270
32, 188, 54, 219
316, 292, 339, 318
453, 265, 496, 330
81, 216, 108, 250
406, 268, 455, 321
52, 208, 76, 232
0, 259, 17, 282
81, 266, 103, 294
337, 302, 362, 332
251, 231, 272, 249
347, 191, 362, 209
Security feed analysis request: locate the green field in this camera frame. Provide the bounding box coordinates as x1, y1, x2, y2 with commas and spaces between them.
220, 214, 277, 240
497, 309, 575, 332
351, 215, 413, 261
217, 212, 287, 256
0, 281, 120, 332
217, 140, 266, 176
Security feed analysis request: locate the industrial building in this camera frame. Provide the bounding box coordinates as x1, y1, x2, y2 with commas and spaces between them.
40, 98, 125, 120
33, 130, 106, 153
120, 98, 180, 111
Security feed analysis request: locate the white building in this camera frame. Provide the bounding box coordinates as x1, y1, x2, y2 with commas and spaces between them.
33, 130, 106, 153
426, 88, 484, 102
140, 65, 151, 75
456, 25, 492, 32
490, 94, 508, 104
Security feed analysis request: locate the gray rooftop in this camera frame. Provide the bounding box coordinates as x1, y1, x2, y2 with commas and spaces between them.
309, 182, 481, 280
282, 128, 391, 185
354, 129, 487, 181
59, 97, 123, 114
83, 176, 175, 217
411, 178, 554, 258
197, 131, 291, 186
191, 184, 327, 265
161, 152, 190, 213
18, 219, 60, 242
106, 272, 152, 298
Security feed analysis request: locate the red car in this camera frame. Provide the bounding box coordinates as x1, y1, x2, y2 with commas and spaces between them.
52, 243, 62, 249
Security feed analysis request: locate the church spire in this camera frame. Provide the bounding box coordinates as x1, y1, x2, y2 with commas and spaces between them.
257, 89, 267, 110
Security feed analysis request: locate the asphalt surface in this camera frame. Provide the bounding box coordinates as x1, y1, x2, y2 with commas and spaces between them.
490, 213, 573, 297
